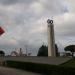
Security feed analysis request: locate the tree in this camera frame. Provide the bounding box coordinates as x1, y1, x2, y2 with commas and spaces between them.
37, 44, 59, 57
0, 50, 5, 56
64, 45, 75, 57
55, 44, 59, 57
37, 45, 48, 56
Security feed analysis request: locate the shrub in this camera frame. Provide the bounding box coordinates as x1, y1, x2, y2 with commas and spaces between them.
6, 60, 75, 75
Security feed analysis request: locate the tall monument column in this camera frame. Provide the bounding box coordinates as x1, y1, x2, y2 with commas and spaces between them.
47, 19, 56, 57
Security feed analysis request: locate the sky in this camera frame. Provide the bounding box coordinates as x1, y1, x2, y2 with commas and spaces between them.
0, 0, 75, 55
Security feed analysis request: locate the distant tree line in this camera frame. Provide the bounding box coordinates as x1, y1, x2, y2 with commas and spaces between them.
37, 44, 75, 57
0, 44, 75, 57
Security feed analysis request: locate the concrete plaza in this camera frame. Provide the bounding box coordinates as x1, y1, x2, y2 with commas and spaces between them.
2, 56, 72, 65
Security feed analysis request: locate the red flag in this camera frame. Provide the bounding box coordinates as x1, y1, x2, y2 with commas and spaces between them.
0, 27, 5, 36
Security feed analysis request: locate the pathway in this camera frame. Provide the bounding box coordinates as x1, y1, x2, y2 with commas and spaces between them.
0, 67, 41, 75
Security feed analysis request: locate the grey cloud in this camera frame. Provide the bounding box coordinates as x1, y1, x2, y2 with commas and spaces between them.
54, 12, 75, 50
0, 0, 35, 5
0, 0, 18, 5
0, 0, 73, 55
55, 15, 75, 37
41, 0, 68, 16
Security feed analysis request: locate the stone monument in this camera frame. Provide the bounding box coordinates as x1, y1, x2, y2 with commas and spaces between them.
47, 19, 56, 57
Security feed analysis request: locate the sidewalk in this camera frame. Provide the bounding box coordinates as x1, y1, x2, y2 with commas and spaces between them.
0, 67, 41, 75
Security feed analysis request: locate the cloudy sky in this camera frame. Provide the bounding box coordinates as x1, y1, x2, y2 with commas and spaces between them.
0, 0, 75, 55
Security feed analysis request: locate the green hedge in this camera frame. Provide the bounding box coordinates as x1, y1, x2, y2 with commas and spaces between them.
6, 60, 75, 75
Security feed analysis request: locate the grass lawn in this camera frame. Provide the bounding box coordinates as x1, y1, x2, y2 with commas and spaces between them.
60, 59, 75, 68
